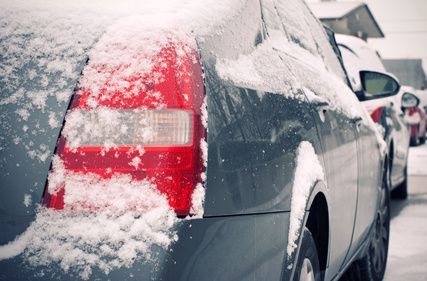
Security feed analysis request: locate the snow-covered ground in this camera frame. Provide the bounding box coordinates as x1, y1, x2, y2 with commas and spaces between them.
407, 144, 427, 176
384, 143, 427, 281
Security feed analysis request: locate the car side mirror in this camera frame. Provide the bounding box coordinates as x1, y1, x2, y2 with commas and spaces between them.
356, 70, 400, 101
401, 92, 420, 109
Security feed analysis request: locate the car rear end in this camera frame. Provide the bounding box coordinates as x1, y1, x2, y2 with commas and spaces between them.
0, 1, 293, 280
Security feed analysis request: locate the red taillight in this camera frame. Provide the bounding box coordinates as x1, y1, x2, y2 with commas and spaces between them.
370, 107, 383, 123
43, 40, 205, 216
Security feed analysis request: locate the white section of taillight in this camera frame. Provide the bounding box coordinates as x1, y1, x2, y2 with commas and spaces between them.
62, 108, 193, 148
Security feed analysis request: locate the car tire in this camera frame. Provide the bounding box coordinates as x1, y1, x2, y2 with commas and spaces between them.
292, 227, 321, 281
420, 134, 426, 144
391, 166, 408, 200
341, 166, 390, 281
410, 127, 420, 146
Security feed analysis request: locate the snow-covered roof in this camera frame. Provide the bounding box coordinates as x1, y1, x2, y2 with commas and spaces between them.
308, 1, 384, 39
336, 34, 385, 72
416, 89, 427, 107
383, 59, 427, 90
309, 1, 362, 19
335, 34, 387, 93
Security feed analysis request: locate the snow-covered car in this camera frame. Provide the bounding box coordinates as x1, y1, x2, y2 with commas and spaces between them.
336, 34, 411, 199
0, 0, 399, 280
400, 87, 427, 146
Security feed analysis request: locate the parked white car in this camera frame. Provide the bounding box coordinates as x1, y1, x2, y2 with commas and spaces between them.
336, 34, 411, 199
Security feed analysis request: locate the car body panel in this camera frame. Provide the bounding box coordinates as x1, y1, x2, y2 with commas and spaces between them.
336, 34, 410, 189
345, 116, 383, 264
0, 212, 290, 281
0, 54, 89, 245
0, 0, 386, 280
199, 0, 326, 216
308, 103, 358, 277
203, 65, 323, 216
362, 97, 410, 184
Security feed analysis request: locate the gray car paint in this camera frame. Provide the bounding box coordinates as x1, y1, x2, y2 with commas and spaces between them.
0, 213, 290, 281
0, 64, 89, 245
0, 0, 386, 280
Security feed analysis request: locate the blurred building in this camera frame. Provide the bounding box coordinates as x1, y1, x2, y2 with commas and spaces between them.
383, 59, 427, 90
308, 1, 384, 41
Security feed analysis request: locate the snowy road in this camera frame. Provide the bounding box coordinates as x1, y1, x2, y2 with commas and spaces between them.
384, 144, 427, 281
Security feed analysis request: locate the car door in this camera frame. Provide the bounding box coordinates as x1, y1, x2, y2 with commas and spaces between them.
270, 0, 360, 278
347, 108, 383, 261
389, 97, 410, 186
327, 31, 384, 261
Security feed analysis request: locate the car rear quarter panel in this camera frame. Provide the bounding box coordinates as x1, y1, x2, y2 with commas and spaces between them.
197, 0, 325, 217
202, 64, 324, 216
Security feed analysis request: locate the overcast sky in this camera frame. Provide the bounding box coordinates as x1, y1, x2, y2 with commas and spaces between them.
362, 0, 427, 59
307, 0, 427, 68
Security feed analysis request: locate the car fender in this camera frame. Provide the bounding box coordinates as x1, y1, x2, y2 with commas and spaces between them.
283, 179, 330, 280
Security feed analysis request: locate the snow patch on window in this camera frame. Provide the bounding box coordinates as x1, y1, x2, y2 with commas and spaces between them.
287, 141, 324, 261
215, 36, 299, 98
214, 30, 365, 120
216, 53, 264, 88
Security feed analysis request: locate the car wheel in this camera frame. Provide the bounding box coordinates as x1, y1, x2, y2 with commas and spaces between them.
420, 134, 426, 144
391, 165, 408, 199
410, 126, 420, 146
341, 166, 390, 281
293, 227, 321, 281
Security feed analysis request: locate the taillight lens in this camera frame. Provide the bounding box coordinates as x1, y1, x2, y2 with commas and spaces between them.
63, 109, 193, 147
43, 39, 205, 216
370, 107, 383, 123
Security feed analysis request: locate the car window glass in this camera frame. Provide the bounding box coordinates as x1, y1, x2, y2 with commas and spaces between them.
259, 0, 365, 119
260, 0, 288, 38
323, 27, 352, 87
199, 0, 265, 61
338, 45, 362, 90
273, 0, 347, 84
273, 0, 318, 54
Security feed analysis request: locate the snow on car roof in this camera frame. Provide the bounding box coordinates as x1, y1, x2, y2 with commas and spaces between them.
335, 34, 385, 72
308, 1, 363, 19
